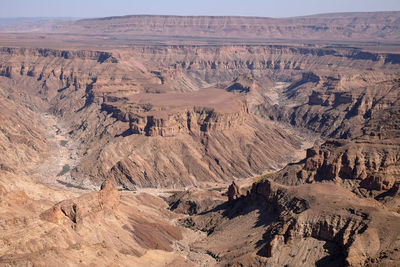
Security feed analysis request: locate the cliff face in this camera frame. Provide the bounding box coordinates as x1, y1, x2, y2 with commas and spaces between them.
0, 47, 117, 62
1, 11, 400, 267
266, 71, 400, 212
0, 179, 190, 266
174, 179, 400, 266
256, 72, 400, 137
0, 44, 398, 188
292, 136, 400, 210
2, 13, 400, 45
0, 46, 306, 188
303, 140, 400, 184
65, 13, 400, 42
101, 102, 247, 137
0, 75, 52, 175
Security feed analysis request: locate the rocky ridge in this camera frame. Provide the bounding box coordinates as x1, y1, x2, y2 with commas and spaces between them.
0, 44, 399, 190
66, 13, 400, 43
171, 180, 400, 266
0, 11, 400, 266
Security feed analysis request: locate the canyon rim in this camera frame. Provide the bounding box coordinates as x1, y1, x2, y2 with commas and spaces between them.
0, 7, 400, 267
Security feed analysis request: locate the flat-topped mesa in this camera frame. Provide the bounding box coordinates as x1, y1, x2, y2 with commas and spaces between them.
0, 47, 118, 63
102, 102, 247, 137
132, 45, 399, 74
133, 106, 247, 136
100, 85, 248, 137
70, 12, 400, 42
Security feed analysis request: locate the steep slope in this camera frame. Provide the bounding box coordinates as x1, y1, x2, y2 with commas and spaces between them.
0, 11, 400, 266
0, 66, 193, 266
171, 180, 400, 266
261, 71, 400, 213
0, 76, 51, 176
0, 46, 302, 188
0, 179, 192, 266
66, 12, 400, 43
1, 44, 399, 189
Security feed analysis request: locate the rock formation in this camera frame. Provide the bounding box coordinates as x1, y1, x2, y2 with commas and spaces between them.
4, 12, 400, 43
179, 179, 400, 266
0, 11, 399, 267
168, 188, 226, 215
0, 178, 189, 266
227, 181, 242, 201
40, 178, 119, 225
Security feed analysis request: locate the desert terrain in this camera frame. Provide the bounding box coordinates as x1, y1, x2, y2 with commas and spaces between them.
0, 12, 400, 266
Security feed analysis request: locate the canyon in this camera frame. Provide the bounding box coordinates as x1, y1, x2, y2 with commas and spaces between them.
0, 12, 399, 266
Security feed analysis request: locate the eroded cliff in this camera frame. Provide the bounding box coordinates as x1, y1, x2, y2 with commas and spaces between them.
0, 11, 400, 267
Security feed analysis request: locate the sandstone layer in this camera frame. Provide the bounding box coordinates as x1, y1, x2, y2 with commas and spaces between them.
1, 44, 399, 189
0, 11, 399, 267
2, 12, 400, 44
171, 180, 400, 266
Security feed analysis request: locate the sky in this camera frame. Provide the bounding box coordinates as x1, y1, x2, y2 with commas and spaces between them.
0, 0, 399, 18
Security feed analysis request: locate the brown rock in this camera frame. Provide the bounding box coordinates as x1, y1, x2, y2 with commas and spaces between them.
0, 11, 400, 267
360, 174, 395, 191
227, 181, 242, 201
187, 180, 400, 266
40, 178, 119, 225
168, 188, 225, 215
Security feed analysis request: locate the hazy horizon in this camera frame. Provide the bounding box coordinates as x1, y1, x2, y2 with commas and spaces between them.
0, 0, 399, 19
1, 10, 400, 20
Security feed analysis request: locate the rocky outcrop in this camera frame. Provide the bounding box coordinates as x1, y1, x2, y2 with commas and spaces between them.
0, 178, 187, 266
227, 181, 242, 201
262, 70, 400, 213
1, 11, 400, 267
268, 136, 400, 214
247, 180, 309, 215
304, 139, 399, 186
102, 103, 247, 137
182, 179, 400, 266
67, 13, 400, 43
168, 188, 226, 215
1, 42, 398, 189
227, 75, 255, 93
0, 47, 118, 63
40, 178, 119, 225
